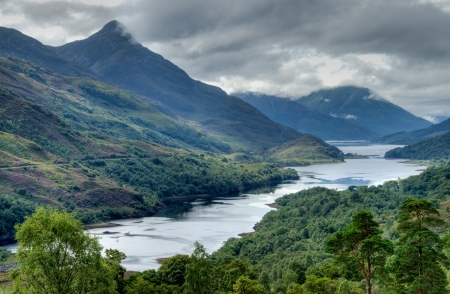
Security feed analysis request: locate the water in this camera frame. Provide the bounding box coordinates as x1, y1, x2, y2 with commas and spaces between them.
3, 142, 423, 271
87, 142, 422, 271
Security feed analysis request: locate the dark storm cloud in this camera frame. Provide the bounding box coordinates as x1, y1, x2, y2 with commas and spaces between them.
2, 0, 450, 117
121, 0, 450, 61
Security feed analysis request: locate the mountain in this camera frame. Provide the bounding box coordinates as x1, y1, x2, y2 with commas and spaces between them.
379, 118, 450, 144
384, 131, 450, 160
235, 92, 378, 140
0, 26, 99, 80
47, 20, 303, 151
0, 57, 230, 153
295, 86, 432, 135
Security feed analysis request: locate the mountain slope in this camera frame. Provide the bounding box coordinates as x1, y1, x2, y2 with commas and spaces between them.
380, 118, 450, 144
296, 86, 432, 135
235, 92, 378, 140
0, 26, 99, 80
0, 57, 230, 152
48, 20, 303, 151
384, 131, 450, 160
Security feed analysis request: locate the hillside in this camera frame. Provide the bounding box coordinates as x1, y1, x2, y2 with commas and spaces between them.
268, 136, 344, 166
213, 167, 450, 292
47, 20, 304, 151
235, 92, 377, 140
0, 57, 230, 153
380, 118, 450, 144
384, 131, 450, 160
0, 26, 99, 80
296, 86, 432, 135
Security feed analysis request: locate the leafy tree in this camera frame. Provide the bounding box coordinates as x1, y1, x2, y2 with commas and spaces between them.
184, 242, 213, 294
391, 198, 449, 294
325, 211, 393, 294
157, 254, 190, 287
232, 276, 266, 294
9, 207, 119, 294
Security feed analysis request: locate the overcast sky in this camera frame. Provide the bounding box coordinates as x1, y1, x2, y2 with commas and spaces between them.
1, 0, 450, 121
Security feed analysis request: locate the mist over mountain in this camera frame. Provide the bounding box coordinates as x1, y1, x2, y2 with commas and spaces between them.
235, 92, 377, 140
295, 86, 432, 135
46, 20, 303, 151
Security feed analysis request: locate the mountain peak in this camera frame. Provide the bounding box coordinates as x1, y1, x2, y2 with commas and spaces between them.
96, 20, 137, 44
100, 20, 122, 32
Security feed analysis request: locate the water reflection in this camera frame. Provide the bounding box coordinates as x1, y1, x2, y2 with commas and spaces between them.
2, 142, 424, 271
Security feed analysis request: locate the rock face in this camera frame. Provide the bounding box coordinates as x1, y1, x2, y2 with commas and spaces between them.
47, 20, 304, 151
236, 92, 377, 140
296, 86, 432, 135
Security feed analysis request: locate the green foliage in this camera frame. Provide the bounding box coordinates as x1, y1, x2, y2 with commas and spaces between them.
10, 207, 120, 293
100, 156, 298, 198
391, 199, 449, 294
0, 192, 36, 243
0, 248, 12, 262
213, 167, 450, 291
385, 131, 450, 160
184, 242, 213, 294
157, 254, 190, 287
325, 211, 393, 294
232, 276, 266, 294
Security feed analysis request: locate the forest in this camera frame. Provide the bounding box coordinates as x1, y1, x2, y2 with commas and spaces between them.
3, 167, 450, 293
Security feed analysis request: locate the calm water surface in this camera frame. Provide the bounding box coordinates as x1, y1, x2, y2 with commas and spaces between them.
3, 142, 423, 271
88, 142, 422, 271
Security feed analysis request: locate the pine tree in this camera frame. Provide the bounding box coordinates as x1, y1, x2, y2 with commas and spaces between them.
391, 198, 449, 294
326, 211, 393, 294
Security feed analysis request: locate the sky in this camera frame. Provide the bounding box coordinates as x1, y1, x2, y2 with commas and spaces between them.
1, 0, 450, 122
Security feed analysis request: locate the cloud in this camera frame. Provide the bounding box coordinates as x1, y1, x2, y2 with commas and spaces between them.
1, 0, 450, 117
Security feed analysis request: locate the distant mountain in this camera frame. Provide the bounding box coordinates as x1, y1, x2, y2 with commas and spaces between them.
0, 26, 99, 80
295, 86, 432, 135
380, 118, 450, 144
384, 131, 450, 160
47, 20, 303, 151
235, 92, 378, 140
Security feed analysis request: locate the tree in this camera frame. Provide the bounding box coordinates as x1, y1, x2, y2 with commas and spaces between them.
184, 242, 213, 294
232, 276, 266, 294
10, 207, 119, 294
157, 254, 190, 287
391, 198, 449, 294
325, 211, 393, 294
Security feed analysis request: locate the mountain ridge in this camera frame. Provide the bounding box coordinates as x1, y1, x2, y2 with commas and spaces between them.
47, 20, 305, 151
235, 91, 378, 140
380, 118, 450, 144
295, 86, 432, 135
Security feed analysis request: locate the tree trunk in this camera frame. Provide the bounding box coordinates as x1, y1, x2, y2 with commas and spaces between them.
366, 277, 371, 294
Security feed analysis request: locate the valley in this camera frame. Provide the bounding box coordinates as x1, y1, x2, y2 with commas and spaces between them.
1, 17, 450, 294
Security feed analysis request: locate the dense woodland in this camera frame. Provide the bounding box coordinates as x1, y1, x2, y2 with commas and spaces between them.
3, 167, 450, 293
385, 131, 450, 160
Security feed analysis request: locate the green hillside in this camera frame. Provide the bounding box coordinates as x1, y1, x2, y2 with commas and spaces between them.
385, 131, 450, 160
212, 167, 450, 293
48, 21, 305, 151
0, 86, 302, 244
0, 57, 230, 153
268, 136, 344, 166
